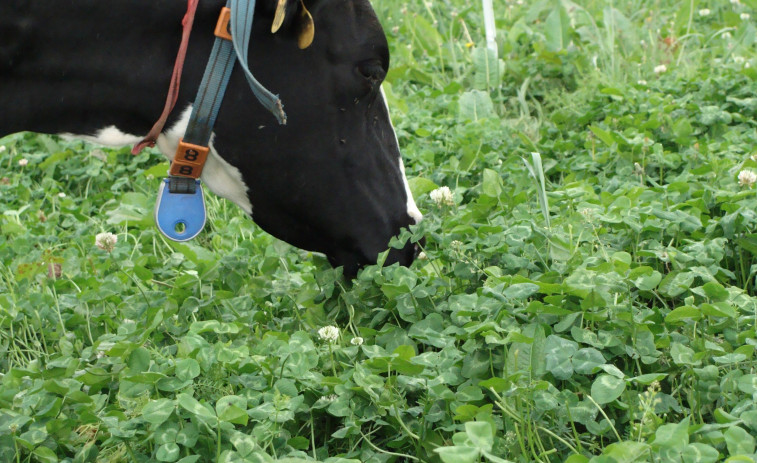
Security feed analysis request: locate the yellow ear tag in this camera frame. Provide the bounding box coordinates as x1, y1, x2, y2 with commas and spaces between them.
271, 0, 287, 33
298, 0, 314, 49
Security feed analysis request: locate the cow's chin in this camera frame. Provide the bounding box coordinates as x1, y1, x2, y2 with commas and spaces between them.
326, 238, 422, 278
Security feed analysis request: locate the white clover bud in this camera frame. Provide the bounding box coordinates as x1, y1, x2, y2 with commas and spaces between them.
58, 192, 66, 198
429, 186, 454, 206
637, 80, 647, 85
318, 325, 339, 342
738, 169, 757, 187
95, 232, 118, 252
417, 251, 427, 260
654, 64, 667, 74
698, 8, 710, 16
18, 159, 28, 167
740, 13, 750, 20
0, 146, 6, 152
350, 337, 364, 346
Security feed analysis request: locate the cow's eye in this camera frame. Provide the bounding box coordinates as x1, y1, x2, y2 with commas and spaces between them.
356, 59, 386, 92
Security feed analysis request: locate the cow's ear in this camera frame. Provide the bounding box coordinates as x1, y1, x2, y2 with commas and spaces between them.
268, 0, 315, 49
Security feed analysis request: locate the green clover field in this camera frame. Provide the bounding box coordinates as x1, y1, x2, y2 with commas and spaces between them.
2, 0, 757, 461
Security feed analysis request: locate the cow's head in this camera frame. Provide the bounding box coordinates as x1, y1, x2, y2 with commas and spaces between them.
199, 0, 422, 275
0, 0, 421, 276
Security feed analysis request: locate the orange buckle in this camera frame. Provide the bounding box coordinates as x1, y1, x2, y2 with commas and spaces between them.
170, 140, 210, 178
214, 7, 232, 41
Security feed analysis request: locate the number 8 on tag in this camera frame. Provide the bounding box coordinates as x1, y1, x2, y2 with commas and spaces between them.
170, 140, 210, 178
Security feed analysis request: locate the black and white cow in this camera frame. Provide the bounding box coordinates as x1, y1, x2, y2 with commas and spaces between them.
0, 0, 423, 275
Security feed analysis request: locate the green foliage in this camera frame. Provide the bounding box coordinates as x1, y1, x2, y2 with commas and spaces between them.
3, 0, 757, 461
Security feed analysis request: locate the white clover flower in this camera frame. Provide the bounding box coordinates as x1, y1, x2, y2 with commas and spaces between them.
734, 56, 746, 64
634, 162, 645, 176
429, 186, 454, 206
0, 146, 6, 153
95, 232, 118, 252
417, 251, 427, 260
698, 8, 711, 16
637, 79, 648, 85
98, 341, 114, 352
58, 192, 66, 198
654, 64, 667, 74
740, 13, 750, 20
450, 240, 464, 248
738, 169, 757, 187
18, 159, 28, 167
321, 394, 338, 402
318, 325, 339, 342
350, 337, 364, 346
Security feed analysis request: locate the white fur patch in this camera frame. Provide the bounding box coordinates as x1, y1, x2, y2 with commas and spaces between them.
380, 86, 423, 225
156, 106, 253, 215
60, 126, 142, 146
61, 107, 253, 216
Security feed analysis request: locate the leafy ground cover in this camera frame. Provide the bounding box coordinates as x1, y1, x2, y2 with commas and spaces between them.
2, 0, 757, 461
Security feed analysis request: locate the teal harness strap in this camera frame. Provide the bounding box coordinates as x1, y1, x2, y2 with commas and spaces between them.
156, 0, 284, 242
183, 20, 237, 146
230, 0, 287, 124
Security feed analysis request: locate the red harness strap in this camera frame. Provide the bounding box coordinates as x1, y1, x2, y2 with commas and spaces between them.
132, 0, 200, 155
